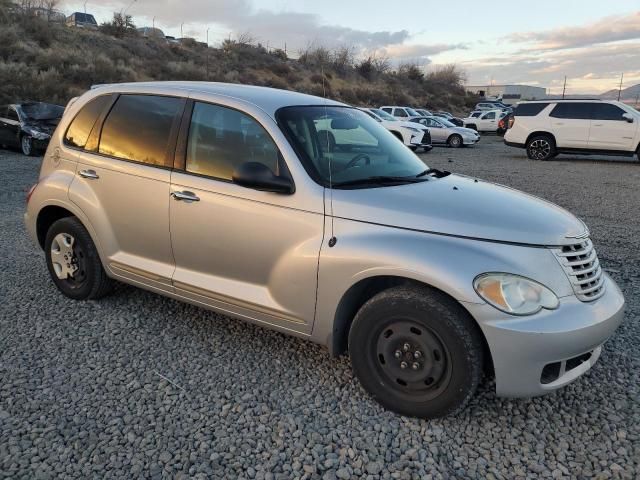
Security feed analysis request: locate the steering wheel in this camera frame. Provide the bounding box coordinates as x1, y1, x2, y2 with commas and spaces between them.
342, 153, 371, 171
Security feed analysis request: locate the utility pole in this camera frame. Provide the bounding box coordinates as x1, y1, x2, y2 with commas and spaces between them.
84, 1, 87, 14
152, 16, 155, 30
617, 72, 624, 101
181, 23, 184, 39
206, 27, 210, 80
562, 76, 567, 99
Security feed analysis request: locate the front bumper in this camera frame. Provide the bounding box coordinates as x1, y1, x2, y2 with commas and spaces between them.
462, 135, 480, 145
463, 273, 625, 397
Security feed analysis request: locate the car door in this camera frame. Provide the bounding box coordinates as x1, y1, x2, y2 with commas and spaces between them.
0, 106, 21, 147
549, 102, 593, 148
479, 111, 497, 131
423, 118, 447, 143
588, 103, 637, 151
169, 99, 324, 335
68, 93, 185, 291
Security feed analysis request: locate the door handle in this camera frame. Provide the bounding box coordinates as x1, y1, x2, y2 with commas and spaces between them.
592, 124, 603, 127
79, 169, 99, 179
171, 191, 200, 202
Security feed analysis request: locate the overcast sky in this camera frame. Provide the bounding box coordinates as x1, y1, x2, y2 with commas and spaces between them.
60, 0, 640, 94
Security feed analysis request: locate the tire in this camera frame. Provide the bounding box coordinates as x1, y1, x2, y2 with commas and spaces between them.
526, 134, 556, 160
447, 134, 463, 148
21, 135, 36, 156
348, 285, 484, 419
466, 124, 478, 131
44, 217, 113, 300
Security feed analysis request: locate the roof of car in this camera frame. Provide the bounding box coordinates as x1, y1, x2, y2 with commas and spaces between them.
91, 82, 346, 117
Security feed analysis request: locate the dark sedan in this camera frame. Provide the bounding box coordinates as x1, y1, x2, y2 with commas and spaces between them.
0, 102, 64, 156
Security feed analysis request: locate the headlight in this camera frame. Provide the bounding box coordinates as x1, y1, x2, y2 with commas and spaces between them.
473, 273, 559, 316
24, 128, 50, 140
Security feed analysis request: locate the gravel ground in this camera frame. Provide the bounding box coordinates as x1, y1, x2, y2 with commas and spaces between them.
1, 137, 638, 479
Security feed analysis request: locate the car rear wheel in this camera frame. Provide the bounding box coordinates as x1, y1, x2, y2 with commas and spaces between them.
21, 135, 36, 156
348, 285, 484, 419
526, 135, 557, 160
45, 217, 114, 300
447, 134, 463, 148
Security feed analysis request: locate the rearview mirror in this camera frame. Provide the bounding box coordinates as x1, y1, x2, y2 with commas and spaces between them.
331, 117, 359, 130
622, 113, 634, 123
232, 162, 294, 194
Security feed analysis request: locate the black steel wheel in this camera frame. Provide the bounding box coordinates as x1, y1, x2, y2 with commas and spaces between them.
349, 285, 485, 418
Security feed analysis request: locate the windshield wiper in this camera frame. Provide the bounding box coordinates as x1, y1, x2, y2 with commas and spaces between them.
332, 176, 427, 188
416, 168, 451, 178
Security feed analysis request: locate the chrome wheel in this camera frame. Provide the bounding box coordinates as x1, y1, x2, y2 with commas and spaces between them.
375, 320, 452, 401
50, 233, 88, 287
21, 136, 32, 156
529, 139, 551, 160
448, 135, 462, 148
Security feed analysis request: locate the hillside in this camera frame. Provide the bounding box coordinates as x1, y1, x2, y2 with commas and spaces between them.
600, 83, 640, 101
0, 11, 477, 114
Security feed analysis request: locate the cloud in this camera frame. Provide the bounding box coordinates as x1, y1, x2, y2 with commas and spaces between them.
461, 41, 640, 93
505, 11, 640, 51
375, 43, 467, 62
61, 0, 459, 61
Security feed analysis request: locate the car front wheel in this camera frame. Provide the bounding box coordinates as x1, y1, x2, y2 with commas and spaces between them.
348, 285, 485, 419
45, 217, 114, 300
21, 135, 36, 156
447, 134, 463, 148
526, 135, 557, 160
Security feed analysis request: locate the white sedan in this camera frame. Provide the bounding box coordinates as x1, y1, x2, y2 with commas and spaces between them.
360, 108, 432, 151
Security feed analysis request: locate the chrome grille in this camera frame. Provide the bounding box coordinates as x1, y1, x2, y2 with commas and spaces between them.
553, 239, 605, 301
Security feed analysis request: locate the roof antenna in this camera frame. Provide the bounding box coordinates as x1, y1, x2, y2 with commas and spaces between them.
321, 63, 337, 248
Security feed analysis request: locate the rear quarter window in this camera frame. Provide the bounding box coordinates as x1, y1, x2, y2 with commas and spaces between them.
514, 103, 549, 117
64, 95, 112, 149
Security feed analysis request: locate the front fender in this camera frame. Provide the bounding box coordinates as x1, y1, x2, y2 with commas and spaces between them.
311, 217, 573, 349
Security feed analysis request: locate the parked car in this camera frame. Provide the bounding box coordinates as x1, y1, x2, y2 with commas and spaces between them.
66, 12, 98, 29
380, 106, 424, 120
0, 102, 64, 156
462, 109, 507, 133
505, 100, 640, 161
410, 116, 480, 147
414, 108, 433, 117
433, 112, 464, 127
360, 108, 432, 151
497, 112, 513, 137
475, 101, 511, 112
25, 82, 625, 419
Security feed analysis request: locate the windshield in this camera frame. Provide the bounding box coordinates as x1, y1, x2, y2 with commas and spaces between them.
406, 108, 421, 117
371, 108, 397, 121
20, 103, 64, 121
277, 106, 428, 188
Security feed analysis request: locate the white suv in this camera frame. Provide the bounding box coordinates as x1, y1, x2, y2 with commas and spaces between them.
505, 100, 640, 161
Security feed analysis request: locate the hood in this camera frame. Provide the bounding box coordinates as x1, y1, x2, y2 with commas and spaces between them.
332, 174, 587, 246
452, 126, 478, 136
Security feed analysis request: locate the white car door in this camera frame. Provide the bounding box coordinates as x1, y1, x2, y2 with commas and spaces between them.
589, 103, 637, 151
478, 111, 498, 131
548, 102, 592, 148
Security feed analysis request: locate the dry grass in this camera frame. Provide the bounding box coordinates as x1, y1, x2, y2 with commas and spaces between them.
0, 12, 479, 113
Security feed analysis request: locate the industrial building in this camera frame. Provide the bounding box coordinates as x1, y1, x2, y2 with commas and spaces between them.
465, 84, 547, 104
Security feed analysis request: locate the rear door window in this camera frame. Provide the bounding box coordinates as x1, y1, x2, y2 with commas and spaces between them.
98, 95, 182, 166
591, 103, 627, 121
185, 102, 280, 181
514, 103, 549, 116
394, 108, 408, 118
549, 103, 593, 120
64, 95, 112, 149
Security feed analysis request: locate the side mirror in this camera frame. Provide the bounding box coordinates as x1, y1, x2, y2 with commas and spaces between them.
622, 113, 634, 123
232, 162, 294, 194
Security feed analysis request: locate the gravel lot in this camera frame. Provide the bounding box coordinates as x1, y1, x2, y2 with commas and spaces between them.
1, 137, 638, 479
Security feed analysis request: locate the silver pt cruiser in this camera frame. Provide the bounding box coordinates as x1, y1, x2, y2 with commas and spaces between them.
25, 82, 625, 418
